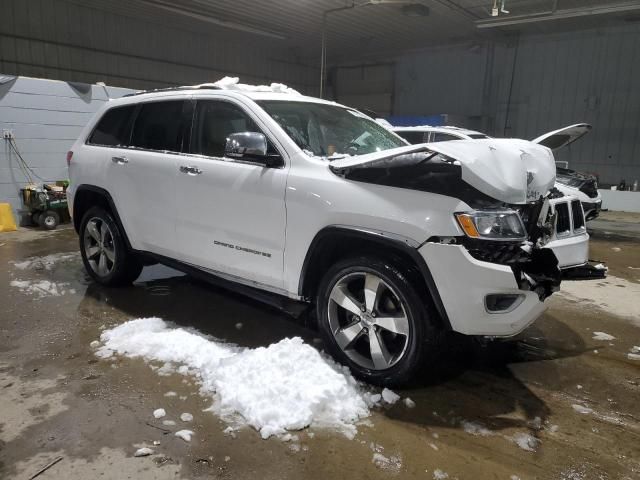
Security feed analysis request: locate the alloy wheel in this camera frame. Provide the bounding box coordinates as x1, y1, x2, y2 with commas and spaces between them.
327, 271, 410, 371
83, 217, 116, 277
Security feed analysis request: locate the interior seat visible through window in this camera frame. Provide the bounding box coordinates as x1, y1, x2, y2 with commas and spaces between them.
192, 101, 263, 158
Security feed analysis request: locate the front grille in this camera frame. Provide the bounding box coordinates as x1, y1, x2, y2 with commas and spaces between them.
555, 203, 571, 234
580, 179, 599, 198
571, 200, 585, 229
463, 240, 528, 265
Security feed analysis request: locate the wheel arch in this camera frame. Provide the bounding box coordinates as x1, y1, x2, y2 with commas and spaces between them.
72, 185, 133, 250
298, 226, 451, 330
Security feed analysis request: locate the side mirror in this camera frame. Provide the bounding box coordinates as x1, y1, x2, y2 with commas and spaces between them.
224, 132, 283, 168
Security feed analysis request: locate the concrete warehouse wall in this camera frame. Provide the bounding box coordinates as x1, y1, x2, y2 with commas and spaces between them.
0, 0, 318, 94
337, 23, 640, 186
0, 76, 133, 218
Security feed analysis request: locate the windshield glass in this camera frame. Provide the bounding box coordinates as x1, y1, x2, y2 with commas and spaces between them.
256, 100, 406, 157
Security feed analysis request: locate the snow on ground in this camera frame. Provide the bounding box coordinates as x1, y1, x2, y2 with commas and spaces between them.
403, 397, 416, 408
572, 404, 593, 415
174, 430, 193, 442
180, 412, 193, 422
134, 447, 153, 457
509, 432, 539, 452
592, 331, 616, 341
96, 318, 391, 439
461, 420, 493, 437
371, 452, 402, 472
559, 275, 640, 325
433, 469, 449, 479
381, 388, 400, 404
11, 252, 79, 270
153, 408, 166, 419
9, 279, 74, 297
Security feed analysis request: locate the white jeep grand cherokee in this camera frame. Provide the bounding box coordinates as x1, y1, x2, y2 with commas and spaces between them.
68, 79, 564, 386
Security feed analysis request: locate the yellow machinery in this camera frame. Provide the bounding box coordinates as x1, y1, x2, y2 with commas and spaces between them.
0, 203, 17, 232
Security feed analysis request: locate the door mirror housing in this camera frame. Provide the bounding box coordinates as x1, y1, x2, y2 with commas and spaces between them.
224, 132, 283, 168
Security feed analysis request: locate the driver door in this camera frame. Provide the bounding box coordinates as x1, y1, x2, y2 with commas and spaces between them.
174, 99, 288, 290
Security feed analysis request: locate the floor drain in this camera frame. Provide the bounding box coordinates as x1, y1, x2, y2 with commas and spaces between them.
146, 285, 171, 296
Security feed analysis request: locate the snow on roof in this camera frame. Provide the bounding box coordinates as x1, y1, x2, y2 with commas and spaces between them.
193, 76, 302, 95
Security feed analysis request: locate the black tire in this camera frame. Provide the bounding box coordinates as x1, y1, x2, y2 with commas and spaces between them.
316, 256, 443, 387
40, 210, 60, 230
31, 211, 42, 227
79, 206, 142, 286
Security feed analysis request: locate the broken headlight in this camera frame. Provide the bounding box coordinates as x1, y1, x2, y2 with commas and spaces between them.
455, 210, 526, 241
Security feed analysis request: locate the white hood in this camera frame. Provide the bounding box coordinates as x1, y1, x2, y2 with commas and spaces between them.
532, 123, 592, 151
329, 139, 556, 205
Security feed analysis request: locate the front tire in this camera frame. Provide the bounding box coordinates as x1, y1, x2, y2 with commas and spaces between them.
316, 256, 442, 387
79, 207, 142, 286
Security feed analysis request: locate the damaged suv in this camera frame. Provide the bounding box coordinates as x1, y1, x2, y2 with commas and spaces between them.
68, 78, 562, 386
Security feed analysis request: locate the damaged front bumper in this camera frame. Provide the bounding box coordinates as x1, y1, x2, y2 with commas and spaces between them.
419, 242, 560, 337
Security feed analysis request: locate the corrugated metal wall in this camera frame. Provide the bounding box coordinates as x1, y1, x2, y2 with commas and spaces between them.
388, 24, 640, 185
0, 0, 318, 93
0, 76, 133, 218
495, 25, 640, 185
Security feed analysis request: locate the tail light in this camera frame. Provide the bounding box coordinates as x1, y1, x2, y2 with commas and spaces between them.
66, 150, 73, 166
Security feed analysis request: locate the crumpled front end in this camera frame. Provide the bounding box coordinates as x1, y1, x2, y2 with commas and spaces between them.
329, 138, 575, 336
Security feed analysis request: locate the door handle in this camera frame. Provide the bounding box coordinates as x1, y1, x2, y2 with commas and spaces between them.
111, 156, 129, 164
179, 165, 202, 175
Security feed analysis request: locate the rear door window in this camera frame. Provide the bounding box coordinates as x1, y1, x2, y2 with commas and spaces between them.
395, 131, 425, 144
130, 100, 187, 152
87, 105, 136, 147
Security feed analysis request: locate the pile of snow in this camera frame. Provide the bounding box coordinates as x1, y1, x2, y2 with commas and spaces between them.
96, 318, 391, 438
12, 252, 78, 271
196, 77, 301, 95
9, 279, 74, 297
627, 346, 640, 361
433, 469, 449, 479
559, 276, 640, 325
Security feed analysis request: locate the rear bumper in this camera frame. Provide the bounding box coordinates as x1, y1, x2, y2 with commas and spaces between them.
418, 243, 547, 337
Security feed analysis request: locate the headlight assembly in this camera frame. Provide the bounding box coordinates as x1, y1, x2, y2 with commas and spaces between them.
455, 210, 526, 241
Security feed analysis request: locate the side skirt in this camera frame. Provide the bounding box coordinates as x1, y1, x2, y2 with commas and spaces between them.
140, 252, 311, 319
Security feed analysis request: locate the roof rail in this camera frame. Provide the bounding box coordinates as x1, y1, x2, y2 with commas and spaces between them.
122, 84, 222, 98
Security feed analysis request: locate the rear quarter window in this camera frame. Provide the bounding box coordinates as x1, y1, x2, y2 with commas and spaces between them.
87, 105, 136, 146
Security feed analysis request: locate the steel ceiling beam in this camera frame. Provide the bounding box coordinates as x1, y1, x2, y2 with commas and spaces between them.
476, 2, 640, 28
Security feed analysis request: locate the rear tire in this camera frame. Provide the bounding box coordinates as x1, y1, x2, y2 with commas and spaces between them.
40, 210, 60, 230
316, 256, 442, 387
79, 207, 142, 286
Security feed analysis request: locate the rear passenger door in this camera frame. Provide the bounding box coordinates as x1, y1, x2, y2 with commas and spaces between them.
110, 99, 189, 256
174, 98, 288, 290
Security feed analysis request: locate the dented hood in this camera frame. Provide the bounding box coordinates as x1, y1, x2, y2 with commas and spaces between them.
532, 123, 592, 151
329, 139, 556, 204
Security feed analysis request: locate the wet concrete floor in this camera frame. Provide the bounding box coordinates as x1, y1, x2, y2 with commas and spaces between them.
0, 225, 639, 479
